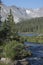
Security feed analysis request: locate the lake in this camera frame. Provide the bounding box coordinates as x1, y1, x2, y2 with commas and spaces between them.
18, 33, 39, 36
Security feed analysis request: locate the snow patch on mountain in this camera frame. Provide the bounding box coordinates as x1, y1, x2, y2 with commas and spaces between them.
14, 17, 19, 23
26, 10, 31, 14
34, 8, 39, 11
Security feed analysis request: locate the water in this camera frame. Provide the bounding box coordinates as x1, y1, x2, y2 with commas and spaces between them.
24, 42, 43, 65
18, 33, 39, 36
19, 33, 43, 65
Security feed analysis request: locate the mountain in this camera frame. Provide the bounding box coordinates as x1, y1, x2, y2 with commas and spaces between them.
0, 3, 43, 23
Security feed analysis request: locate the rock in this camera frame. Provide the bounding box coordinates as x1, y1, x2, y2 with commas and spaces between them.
1, 58, 11, 64
13, 59, 31, 65
1, 58, 6, 62
20, 60, 30, 65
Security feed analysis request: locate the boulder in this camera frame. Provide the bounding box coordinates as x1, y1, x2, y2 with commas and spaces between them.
1, 58, 11, 64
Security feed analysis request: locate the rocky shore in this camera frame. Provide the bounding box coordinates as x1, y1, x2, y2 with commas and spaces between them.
12, 59, 31, 65
0, 58, 31, 65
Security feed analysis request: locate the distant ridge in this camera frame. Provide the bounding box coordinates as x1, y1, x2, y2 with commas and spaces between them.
0, 3, 43, 23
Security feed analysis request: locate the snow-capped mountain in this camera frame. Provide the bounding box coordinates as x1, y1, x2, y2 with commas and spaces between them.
0, 3, 43, 23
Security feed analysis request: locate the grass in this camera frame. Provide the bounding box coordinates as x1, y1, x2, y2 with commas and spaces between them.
21, 36, 43, 43
0, 62, 10, 65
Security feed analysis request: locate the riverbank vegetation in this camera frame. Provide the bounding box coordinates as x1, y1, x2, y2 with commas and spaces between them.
21, 36, 43, 43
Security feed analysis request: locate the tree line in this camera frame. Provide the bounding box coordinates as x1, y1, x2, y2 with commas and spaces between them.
16, 17, 43, 33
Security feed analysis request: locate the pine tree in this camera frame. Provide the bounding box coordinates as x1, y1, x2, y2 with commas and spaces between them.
2, 9, 15, 40
7, 9, 15, 39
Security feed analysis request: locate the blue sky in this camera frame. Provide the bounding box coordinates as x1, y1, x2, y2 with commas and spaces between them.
2, 0, 43, 9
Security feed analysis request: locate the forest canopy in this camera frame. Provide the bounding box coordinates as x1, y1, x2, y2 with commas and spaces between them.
16, 17, 43, 33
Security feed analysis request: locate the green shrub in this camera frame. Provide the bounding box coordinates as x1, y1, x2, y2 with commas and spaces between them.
4, 41, 24, 60
4, 40, 32, 60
